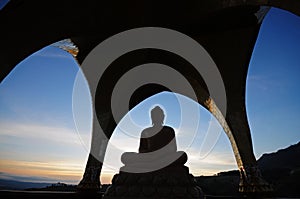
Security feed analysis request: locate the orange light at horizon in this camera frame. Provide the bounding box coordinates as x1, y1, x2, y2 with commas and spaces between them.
0, 159, 116, 184
0, 159, 84, 183
0, 158, 236, 185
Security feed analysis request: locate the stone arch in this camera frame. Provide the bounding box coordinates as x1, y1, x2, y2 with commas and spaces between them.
79, 42, 247, 191
1, 1, 299, 83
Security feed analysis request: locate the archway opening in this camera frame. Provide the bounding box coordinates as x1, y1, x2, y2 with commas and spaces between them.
0, 40, 88, 185
246, 7, 300, 196
247, 7, 300, 161
100, 91, 236, 184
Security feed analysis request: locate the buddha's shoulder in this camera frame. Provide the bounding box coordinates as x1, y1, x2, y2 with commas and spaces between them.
141, 127, 153, 136
141, 127, 153, 132
141, 126, 175, 135
163, 126, 175, 131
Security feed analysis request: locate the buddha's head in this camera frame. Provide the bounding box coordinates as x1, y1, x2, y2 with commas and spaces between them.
150, 106, 165, 126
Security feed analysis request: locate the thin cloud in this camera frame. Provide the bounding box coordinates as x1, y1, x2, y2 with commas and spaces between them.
187, 151, 236, 167
0, 159, 84, 184
0, 121, 90, 147
247, 74, 283, 91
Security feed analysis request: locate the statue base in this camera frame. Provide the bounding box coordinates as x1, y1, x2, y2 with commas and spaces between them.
103, 166, 204, 199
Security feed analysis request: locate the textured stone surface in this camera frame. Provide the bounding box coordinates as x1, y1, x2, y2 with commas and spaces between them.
77, 154, 101, 191
103, 166, 204, 199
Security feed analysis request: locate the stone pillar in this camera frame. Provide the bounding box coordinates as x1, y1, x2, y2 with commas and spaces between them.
225, 93, 273, 194
77, 154, 102, 191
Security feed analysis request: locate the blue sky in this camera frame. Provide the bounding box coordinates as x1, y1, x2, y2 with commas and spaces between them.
247, 8, 300, 155
0, 0, 9, 10
0, 8, 299, 184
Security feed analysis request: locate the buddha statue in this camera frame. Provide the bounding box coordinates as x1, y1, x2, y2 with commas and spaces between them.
103, 106, 204, 198
120, 106, 187, 173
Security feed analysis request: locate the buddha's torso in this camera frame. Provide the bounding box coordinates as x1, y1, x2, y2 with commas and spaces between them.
139, 126, 177, 153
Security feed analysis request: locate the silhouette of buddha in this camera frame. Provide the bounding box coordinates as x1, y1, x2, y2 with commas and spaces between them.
120, 106, 187, 172
104, 106, 204, 199
139, 106, 177, 153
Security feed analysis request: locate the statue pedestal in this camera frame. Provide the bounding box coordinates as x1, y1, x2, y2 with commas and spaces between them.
103, 152, 204, 199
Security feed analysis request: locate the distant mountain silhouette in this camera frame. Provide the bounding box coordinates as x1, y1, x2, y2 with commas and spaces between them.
258, 141, 300, 171
257, 141, 300, 197
26, 182, 77, 192
196, 142, 300, 197
0, 179, 51, 190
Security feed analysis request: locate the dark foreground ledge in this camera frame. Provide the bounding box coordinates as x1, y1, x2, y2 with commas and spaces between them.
1, 190, 271, 199
0, 190, 103, 199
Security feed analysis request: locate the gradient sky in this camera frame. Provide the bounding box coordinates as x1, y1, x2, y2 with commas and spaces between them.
0, 8, 299, 185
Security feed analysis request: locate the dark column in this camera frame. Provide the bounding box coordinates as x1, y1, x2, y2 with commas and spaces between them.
191, 19, 273, 193
77, 111, 116, 191
77, 154, 102, 191
226, 93, 273, 193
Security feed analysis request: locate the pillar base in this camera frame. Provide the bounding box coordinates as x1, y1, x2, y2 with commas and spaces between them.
77, 154, 101, 192
239, 164, 273, 193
